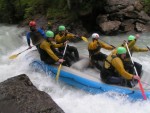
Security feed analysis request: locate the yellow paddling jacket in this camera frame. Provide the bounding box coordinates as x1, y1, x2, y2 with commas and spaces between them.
122, 39, 148, 61
104, 54, 133, 80
88, 40, 113, 56
55, 33, 75, 44
122, 39, 148, 53
111, 39, 136, 55
39, 40, 63, 61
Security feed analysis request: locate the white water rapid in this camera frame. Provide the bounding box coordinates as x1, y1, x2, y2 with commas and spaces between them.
0, 25, 150, 113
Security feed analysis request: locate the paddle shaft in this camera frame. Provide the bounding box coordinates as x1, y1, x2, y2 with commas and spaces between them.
17, 47, 31, 55
62, 43, 68, 58
125, 42, 147, 100
9, 39, 45, 59
22, 39, 45, 55
56, 43, 68, 81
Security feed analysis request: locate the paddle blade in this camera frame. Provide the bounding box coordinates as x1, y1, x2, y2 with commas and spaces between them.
56, 64, 62, 81
9, 54, 18, 59
138, 80, 147, 100
81, 36, 88, 42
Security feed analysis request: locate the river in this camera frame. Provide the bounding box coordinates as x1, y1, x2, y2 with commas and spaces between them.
0, 24, 150, 113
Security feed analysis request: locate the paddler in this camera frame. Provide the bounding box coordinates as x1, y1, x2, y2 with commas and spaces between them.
38, 30, 71, 67
55, 25, 79, 62
122, 34, 149, 76
101, 47, 140, 87
26, 21, 46, 50
88, 33, 114, 71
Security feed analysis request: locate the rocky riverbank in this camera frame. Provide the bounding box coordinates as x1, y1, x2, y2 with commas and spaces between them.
18, 0, 150, 36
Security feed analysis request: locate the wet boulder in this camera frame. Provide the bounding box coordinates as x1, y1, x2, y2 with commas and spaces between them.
99, 21, 121, 35
135, 22, 147, 32
0, 74, 64, 113
95, 0, 150, 35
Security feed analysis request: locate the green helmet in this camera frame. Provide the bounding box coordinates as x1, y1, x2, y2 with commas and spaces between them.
58, 25, 66, 31
46, 31, 54, 38
128, 35, 135, 41
117, 47, 127, 54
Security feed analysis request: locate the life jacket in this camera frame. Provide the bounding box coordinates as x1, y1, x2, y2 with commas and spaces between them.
88, 41, 101, 56
39, 42, 59, 61
30, 30, 44, 45
55, 34, 67, 44
54, 34, 67, 52
104, 55, 117, 71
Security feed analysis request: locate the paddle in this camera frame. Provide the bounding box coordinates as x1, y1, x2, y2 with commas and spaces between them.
81, 36, 88, 42
9, 39, 45, 60
9, 47, 32, 59
56, 42, 68, 81
99, 38, 115, 48
125, 42, 147, 100
67, 31, 88, 43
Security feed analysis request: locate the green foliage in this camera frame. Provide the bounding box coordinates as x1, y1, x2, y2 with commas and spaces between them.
0, 0, 54, 23
143, 0, 150, 14
0, 0, 81, 23
47, 8, 68, 19
23, 0, 50, 19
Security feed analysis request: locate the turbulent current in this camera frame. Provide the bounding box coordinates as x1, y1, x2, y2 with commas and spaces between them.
0, 25, 150, 113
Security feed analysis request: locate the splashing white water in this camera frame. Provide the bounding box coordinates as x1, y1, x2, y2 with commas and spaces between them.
0, 24, 150, 113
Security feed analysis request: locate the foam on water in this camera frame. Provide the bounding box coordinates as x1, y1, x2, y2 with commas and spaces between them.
0, 25, 150, 113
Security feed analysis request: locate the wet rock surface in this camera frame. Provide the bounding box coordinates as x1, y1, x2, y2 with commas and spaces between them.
0, 74, 64, 113
78, 0, 150, 35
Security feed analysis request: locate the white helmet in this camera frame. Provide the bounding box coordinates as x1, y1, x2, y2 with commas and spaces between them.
92, 33, 100, 39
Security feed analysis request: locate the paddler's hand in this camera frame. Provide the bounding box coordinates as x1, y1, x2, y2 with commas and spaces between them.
132, 75, 140, 80
135, 34, 140, 40
58, 59, 65, 63
64, 40, 69, 45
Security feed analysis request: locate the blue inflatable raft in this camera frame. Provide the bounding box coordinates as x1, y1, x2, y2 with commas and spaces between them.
30, 57, 150, 100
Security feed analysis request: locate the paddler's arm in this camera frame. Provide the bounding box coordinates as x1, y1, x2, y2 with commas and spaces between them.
111, 57, 133, 80
66, 33, 76, 39
99, 41, 114, 50
40, 41, 59, 61
121, 39, 136, 50
26, 32, 31, 47
132, 45, 149, 52
127, 39, 136, 49
55, 34, 65, 44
